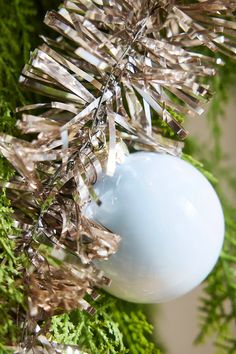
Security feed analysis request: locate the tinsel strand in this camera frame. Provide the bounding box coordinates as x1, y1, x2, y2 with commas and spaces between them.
0, 0, 236, 352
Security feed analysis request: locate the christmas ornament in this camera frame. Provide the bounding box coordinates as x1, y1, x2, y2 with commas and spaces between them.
86, 152, 225, 303
0, 0, 235, 351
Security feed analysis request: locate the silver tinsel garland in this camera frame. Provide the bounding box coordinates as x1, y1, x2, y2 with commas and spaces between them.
0, 0, 236, 352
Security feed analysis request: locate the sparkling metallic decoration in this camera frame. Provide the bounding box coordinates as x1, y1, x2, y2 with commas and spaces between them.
0, 0, 236, 352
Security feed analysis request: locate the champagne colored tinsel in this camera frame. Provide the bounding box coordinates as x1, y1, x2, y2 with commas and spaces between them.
1, 0, 236, 352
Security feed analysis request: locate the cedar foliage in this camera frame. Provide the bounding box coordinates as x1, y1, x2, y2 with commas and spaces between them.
51, 295, 161, 353
0, 0, 35, 348
0, 1, 235, 353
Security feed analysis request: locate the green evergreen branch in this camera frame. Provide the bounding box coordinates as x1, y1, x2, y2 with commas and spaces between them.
50, 294, 160, 353
0, 0, 37, 348
207, 58, 236, 163
184, 142, 236, 353
195, 199, 236, 354
0, 1, 236, 353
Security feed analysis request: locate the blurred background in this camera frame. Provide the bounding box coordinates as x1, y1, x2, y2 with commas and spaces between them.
151, 85, 236, 354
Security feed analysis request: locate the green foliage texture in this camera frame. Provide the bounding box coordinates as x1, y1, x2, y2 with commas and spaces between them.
0, 0, 35, 349
51, 295, 160, 354
0, 1, 236, 353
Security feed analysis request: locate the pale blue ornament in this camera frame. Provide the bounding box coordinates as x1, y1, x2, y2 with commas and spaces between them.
85, 152, 225, 303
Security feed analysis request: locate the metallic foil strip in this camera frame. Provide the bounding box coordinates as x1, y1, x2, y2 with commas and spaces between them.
106, 110, 116, 176
19, 76, 84, 103
17, 114, 61, 134
9, 343, 87, 354
39, 44, 103, 91
172, 5, 236, 59
62, 91, 113, 130
132, 82, 188, 139
178, 1, 236, 13
31, 50, 95, 102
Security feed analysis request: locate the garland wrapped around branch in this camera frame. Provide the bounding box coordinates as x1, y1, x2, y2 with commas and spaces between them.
0, 0, 236, 352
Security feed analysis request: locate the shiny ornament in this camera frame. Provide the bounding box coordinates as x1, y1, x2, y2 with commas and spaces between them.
86, 152, 225, 303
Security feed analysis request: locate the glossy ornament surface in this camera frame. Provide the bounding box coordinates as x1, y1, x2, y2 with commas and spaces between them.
86, 152, 225, 303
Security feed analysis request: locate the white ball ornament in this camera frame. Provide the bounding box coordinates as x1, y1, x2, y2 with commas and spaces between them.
86, 152, 225, 303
